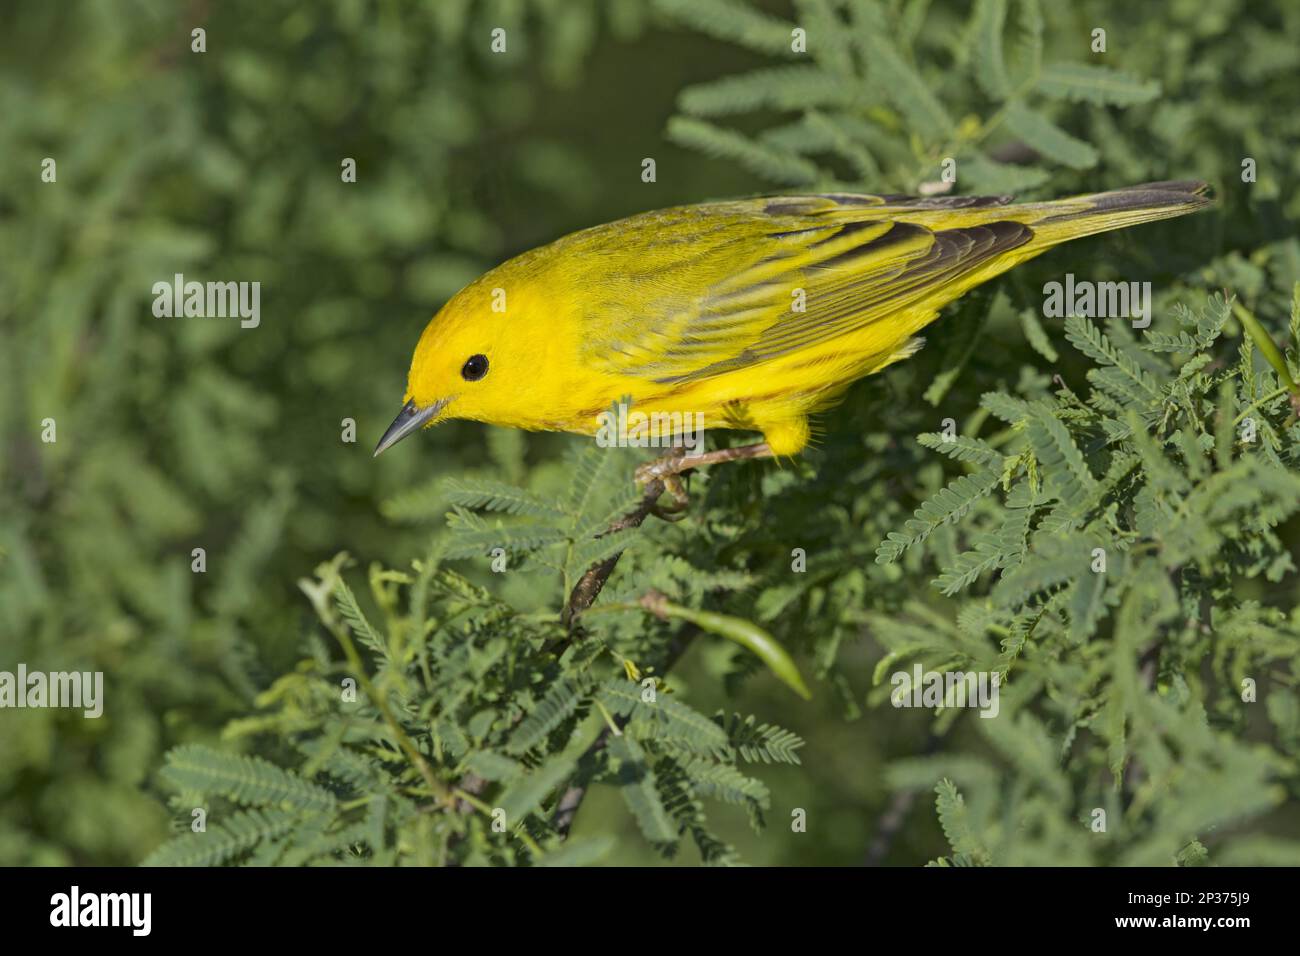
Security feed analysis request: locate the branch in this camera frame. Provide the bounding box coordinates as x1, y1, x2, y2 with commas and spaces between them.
560, 475, 667, 629
863, 731, 941, 866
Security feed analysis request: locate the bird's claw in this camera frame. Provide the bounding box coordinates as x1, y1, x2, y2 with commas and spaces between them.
650, 474, 690, 520
637, 450, 692, 519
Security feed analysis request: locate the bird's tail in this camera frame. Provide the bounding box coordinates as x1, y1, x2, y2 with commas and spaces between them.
1021, 179, 1214, 247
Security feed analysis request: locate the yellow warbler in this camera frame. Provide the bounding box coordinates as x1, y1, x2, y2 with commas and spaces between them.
376, 180, 1211, 462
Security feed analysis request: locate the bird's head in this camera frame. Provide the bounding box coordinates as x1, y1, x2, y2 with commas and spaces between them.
374, 279, 553, 456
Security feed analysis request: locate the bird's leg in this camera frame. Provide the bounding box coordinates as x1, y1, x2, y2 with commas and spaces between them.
635, 442, 774, 487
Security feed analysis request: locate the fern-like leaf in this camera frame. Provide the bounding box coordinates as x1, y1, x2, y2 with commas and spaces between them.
160, 745, 337, 812
142, 809, 301, 867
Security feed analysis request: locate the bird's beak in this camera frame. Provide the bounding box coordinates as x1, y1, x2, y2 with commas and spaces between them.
373, 398, 449, 457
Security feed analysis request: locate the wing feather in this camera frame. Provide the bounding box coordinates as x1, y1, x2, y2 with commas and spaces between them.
577, 194, 1032, 384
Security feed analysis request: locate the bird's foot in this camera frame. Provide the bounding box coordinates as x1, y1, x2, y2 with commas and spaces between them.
649, 473, 690, 521
635, 442, 775, 487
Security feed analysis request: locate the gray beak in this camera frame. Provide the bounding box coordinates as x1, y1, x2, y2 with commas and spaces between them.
373, 398, 448, 457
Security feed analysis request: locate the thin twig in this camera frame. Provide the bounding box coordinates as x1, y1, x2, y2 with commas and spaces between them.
863, 731, 941, 866
552, 622, 701, 839
447, 471, 680, 847
863, 789, 920, 867
553, 447, 757, 837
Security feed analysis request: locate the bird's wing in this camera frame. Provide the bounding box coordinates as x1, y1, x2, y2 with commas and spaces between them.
576, 194, 1032, 384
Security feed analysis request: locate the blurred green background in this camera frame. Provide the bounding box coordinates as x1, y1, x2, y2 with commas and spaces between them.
2, 0, 1298, 865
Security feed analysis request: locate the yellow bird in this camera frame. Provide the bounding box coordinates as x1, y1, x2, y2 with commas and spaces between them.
375, 180, 1211, 471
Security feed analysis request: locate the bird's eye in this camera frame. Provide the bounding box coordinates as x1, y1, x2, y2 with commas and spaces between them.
461, 354, 489, 381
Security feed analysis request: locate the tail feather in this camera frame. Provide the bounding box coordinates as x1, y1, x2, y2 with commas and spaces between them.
1025, 180, 1213, 246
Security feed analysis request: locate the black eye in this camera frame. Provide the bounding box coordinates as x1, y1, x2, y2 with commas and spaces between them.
461, 354, 489, 381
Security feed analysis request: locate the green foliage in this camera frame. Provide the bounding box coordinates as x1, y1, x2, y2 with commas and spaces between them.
8, 0, 1300, 867
881, 289, 1300, 864
151, 279, 1300, 866
650, 0, 1300, 865
929, 780, 992, 866
657, 0, 1300, 208
147, 472, 805, 863
161, 745, 338, 813
0, 0, 651, 865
